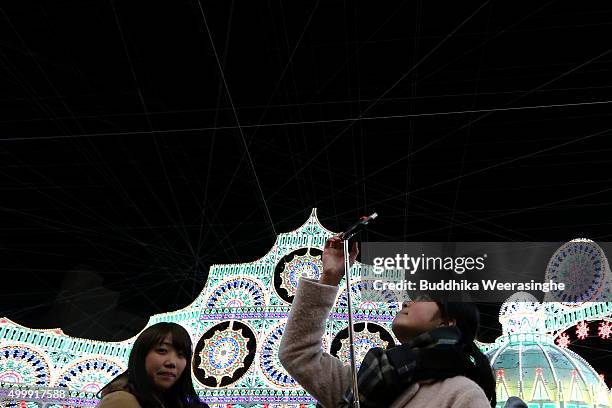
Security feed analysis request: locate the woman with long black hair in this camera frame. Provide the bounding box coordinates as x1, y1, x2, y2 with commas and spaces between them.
96, 322, 208, 408
279, 236, 496, 407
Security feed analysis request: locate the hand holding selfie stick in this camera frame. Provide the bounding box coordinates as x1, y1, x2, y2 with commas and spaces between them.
341, 213, 378, 408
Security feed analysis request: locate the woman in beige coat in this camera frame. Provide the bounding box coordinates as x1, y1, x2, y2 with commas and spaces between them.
279, 236, 495, 408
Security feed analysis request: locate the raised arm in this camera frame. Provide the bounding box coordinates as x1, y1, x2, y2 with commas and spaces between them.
279, 236, 358, 408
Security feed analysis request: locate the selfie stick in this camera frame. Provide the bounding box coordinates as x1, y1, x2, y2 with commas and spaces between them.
342, 212, 378, 408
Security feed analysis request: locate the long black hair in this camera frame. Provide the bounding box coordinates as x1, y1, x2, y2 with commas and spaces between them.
99, 322, 208, 408
438, 301, 496, 407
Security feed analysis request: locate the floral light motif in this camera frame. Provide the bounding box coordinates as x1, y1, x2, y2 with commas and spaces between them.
338, 329, 388, 370
280, 252, 322, 296
199, 325, 249, 383
259, 325, 297, 387
598, 321, 611, 339
556, 332, 570, 348
337, 280, 399, 312
576, 321, 589, 340
206, 277, 265, 309
0, 346, 50, 386
55, 358, 124, 392
544, 239, 606, 305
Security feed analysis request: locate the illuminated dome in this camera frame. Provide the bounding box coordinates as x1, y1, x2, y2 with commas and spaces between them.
487, 336, 609, 407
487, 292, 611, 407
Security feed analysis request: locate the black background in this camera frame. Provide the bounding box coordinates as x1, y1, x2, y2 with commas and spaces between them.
1, 1, 611, 384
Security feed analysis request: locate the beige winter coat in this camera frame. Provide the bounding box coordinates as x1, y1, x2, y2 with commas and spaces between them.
279, 278, 491, 408
96, 391, 142, 408
96, 375, 142, 408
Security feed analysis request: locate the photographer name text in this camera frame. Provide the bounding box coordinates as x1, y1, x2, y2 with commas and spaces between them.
373, 279, 565, 293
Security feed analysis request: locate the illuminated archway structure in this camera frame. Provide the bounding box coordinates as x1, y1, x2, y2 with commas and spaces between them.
1, 214, 611, 407
0, 209, 398, 407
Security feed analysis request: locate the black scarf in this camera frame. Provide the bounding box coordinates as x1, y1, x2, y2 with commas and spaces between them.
338, 326, 473, 408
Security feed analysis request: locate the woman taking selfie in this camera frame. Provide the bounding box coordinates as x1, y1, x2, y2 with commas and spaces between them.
279, 236, 496, 408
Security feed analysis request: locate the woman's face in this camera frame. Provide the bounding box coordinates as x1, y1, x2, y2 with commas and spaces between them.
145, 333, 187, 391
392, 299, 444, 343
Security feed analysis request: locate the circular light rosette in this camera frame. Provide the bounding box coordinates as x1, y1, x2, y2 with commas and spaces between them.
280, 252, 323, 297
545, 239, 608, 306
199, 325, 249, 383
337, 328, 389, 370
